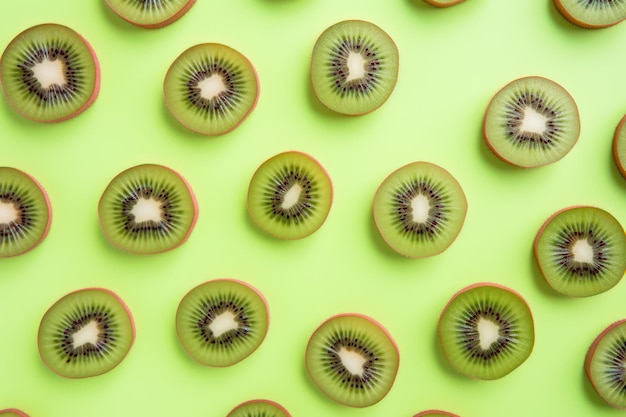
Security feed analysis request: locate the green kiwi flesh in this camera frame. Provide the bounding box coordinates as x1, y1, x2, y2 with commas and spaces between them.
305, 313, 400, 408
0, 167, 51, 258
226, 400, 291, 417
0, 23, 100, 122
105, 0, 196, 28
438, 283, 535, 380
613, 114, 626, 179
164, 43, 259, 135
534, 206, 626, 297
98, 163, 198, 254
483, 76, 580, 167
247, 151, 333, 240
310, 20, 399, 115
554, 0, 626, 28
37, 288, 135, 378
0, 410, 29, 417
176, 279, 269, 367
414, 411, 460, 417
585, 319, 626, 409
373, 161, 467, 258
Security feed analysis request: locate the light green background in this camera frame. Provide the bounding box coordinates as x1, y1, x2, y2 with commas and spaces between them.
1, 1, 626, 416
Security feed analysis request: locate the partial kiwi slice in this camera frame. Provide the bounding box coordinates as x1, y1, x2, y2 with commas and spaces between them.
534, 206, 626, 297
423, 0, 466, 7
373, 161, 467, 258
247, 151, 333, 240
98, 163, 198, 254
310, 20, 399, 115
0, 167, 51, 258
164, 43, 259, 135
414, 411, 460, 417
176, 279, 269, 367
554, 0, 626, 28
105, 0, 196, 28
613, 114, 626, 180
0, 410, 29, 417
37, 287, 135, 378
0, 23, 100, 122
483, 76, 580, 167
226, 400, 291, 417
305, 313, 400, 408
585, 319, 626, 409
438, 283, 535, 380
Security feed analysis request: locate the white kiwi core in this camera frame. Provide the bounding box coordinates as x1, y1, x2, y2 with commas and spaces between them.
0, 202, 19, 224
411, 194, 431, 223
72, 320, 101, 348
208, 311, 239, 338
345, 52, 366, 82
572, 239, 594, 264
32, 59, 66, 89
131, 198, 163, 223
338, 347, 367, 376
197, 74, 227, 100
281, 184, 302, 210
520, 107, 548, 135
477, 317, 501, 350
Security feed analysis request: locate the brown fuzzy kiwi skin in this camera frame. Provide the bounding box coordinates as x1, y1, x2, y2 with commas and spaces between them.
422, 0, 466, 7
0, 24, 101, 123
613, 115, 626, 180
414, 410, 460, 417
584, 318, 626, 409
553, 0, 625, 29
105, 0, 196, 29
226, 399, 291, 417
0, 409, 30, 417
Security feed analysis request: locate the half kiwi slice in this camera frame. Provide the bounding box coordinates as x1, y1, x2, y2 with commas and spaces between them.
423, 0, 466, 7
37, 287, 135, 379
0, 23, 100, 123
373, 161, 467, 258
0, 167, 51, 258
98, 163, 198, 254
247, 151, 333, 240
613, 114, 626, 180
305, 313, 400, 408
534, 206, 626, 297
105, 0, 196, 29
414, 411, 460, 417
438, 283, 535, 380
310, 20, 399, 116
483, 76, 580, 167
0, 410, 29, 417
554, 0, 626, 28
585, 319, 626, 409
164, 43, 259, 136
226, 400, 291, 417
176, 279, 269, 367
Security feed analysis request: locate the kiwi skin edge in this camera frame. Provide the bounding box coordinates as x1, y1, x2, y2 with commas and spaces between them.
413, 410, 460, 417
226, 399, 291, 417
553, 0, 626, 29
105, 0, 196, 29
613, 115, 626, 180
422, 0, 466, 7
0, 409, 30, 417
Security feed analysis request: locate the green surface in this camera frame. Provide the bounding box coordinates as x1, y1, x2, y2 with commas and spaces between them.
1, 1, 626, 416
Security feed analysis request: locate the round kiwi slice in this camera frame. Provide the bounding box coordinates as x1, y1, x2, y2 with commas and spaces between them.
373, 161, 467, 258
534, 206, 626, 297
163, 43, 259, 136
483, 76, 580, 168
175, 279, 269, 367
37, 287, 135, 379
310, 20, 399, 116
438, 283, 535, 380
0, 409, 29, 417
0, 167, 51, 258
105, 0, 196, 29
423, 0, 466, 7
585, 319, 626, 409
226, 399, 291, 417
305, 313, 400, 408
554, 0, 626, 28
414, 411, 460, 417
247, 151, 333, 240
98, 163, 198, 254
0, 23, 100, 123
613, 114, 626, 180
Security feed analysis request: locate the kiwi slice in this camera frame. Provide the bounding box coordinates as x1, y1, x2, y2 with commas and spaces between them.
0, 410, 29, 417
534, 206, 626, 297
613, 114, 626, 179
247, 151, 333, 240
175, 279, 269, 367
483, 76, 580, 168
310, 20, 399, 116
305, 313, 400, 408
414, 411, 460, 417
438, 283, 535, 380
226, 400, 291, 417
105, 0, 196, 29
98, 163, 198, 254
0, 167, 51, 258
554, 0, 626, 28
423, 0, 466, 7
373, 161, 467, 258
0, 23, 100, 123
164, 43, 259, 136
37, 287, 135, 378
585, 319, 626, 409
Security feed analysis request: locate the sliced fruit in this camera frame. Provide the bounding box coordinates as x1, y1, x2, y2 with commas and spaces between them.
414, 411, 460, 417
0, 410, 29, 417
373, 161, 467, 258
0, 23, 100, 122
586, 319, 626, 409
534, 206, 626, 297
554, 0, 626, 28
37, 288, 135, 378
226, 399, 291, 417
247, 151, 333, 240
483, 76, 580, 167
305, 313, 400, 408
105, 0, 196, 28
423, 0, 466, 7
613, 114, 626, 180
176, 279, 269, 367
438, 283, 535, 380
98, 163, 198, 254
